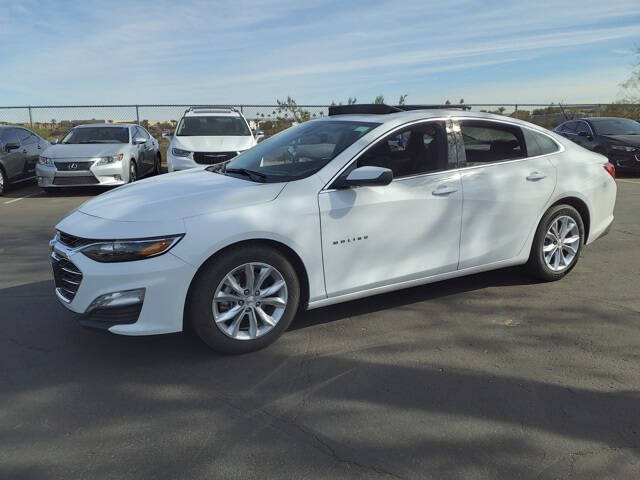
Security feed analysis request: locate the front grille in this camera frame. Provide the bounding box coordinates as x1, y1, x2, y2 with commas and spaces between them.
58, 231, 95, 249
193, 151, 237, 165
52, 254, 83, 302
54, 161, 93, 171
53, 176, 99, 185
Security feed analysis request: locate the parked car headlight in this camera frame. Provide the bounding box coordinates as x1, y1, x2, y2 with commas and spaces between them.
171, 147, 192, 158
38, 156, 53, 166
95, 153, 124, 166
80, 235, 184, 262
610, 145, 637, 152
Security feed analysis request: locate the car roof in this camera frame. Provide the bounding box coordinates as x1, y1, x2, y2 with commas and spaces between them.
184, 107, 242, 117
74, 123, 137, 128
322, 108, 532, 127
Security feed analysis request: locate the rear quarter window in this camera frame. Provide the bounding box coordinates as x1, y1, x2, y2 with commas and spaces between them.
523, 128, 560, 157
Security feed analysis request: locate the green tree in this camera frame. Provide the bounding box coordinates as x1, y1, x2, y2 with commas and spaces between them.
275, 96, 311, 123
398, 94, 408, 105
374, 95, 385, 104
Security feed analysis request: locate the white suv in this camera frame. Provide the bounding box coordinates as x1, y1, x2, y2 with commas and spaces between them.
165, 107, 262, 172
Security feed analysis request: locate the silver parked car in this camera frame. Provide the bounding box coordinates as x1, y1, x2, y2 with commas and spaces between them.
36, 123, 161, 192
0, 125, 50, 195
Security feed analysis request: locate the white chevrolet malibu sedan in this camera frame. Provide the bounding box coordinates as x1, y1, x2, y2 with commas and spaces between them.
50, 105, 617, 354
37, 123, 161, 191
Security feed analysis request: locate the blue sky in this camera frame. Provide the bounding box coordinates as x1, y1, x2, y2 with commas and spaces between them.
0, 0, 639, 106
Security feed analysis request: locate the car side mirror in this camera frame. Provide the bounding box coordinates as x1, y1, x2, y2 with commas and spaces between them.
51, 138, 59, 145
161, 131, 173, 140
4, 142, 20, 152
133, 137, 146, 145
335, 166, 393, 188
254, 130, 265, 142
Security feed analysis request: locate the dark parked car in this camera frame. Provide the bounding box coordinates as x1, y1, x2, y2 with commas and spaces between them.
0, 125, 50, 194
554, 117, 640, 173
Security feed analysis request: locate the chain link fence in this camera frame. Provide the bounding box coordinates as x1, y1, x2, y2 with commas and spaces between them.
1, 103, 639, 161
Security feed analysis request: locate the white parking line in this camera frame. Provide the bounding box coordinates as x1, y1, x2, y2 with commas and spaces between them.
3, 192, 42, 205
617, 179, 640, 185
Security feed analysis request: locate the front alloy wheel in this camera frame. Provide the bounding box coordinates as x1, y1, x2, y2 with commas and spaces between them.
189, 245, 300, 353
213, 263, 288, 340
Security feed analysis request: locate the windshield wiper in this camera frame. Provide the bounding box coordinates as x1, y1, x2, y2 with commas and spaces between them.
225, 167, 268, 182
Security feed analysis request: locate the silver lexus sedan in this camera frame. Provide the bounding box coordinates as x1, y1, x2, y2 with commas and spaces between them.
36, 123, 161, 192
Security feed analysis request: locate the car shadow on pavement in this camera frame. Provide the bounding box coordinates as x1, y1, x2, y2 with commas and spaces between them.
1, 274, 640, 478
292, 266, 539, 331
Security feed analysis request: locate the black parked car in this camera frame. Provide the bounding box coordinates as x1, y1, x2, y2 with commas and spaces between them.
0, 125, 50, 194
554, 117, 640, 173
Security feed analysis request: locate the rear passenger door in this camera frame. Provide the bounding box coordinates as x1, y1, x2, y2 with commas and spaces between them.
453, 120, 558, 269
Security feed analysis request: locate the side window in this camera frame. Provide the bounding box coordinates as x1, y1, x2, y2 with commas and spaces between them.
575, 122, 590, 135
459, 121, 525, 166
523, 128, 560, 157
562, 121, 577, 134
357, 121, 450, 178
17, 129, 36, 145
138, 127, 150, 140
1, 129, 20, 145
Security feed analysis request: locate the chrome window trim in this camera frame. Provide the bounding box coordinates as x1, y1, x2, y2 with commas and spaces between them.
320, 115, 564, 193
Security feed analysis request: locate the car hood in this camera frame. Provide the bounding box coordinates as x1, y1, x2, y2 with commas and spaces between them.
600, 135, 640, 147
172, 135, 255, 152
43, 143, 128, 159
77, 167, 286, 222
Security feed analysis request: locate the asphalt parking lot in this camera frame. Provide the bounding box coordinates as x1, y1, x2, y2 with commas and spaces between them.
1, 178, 640, 479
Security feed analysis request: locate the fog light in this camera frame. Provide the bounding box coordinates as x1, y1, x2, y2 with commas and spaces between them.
113, 174, 122, 181
87, 288, 145, 313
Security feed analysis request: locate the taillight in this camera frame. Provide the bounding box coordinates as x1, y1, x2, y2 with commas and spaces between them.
604, 162, 616, 179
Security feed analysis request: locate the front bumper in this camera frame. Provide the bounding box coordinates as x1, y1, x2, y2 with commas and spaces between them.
37, 160, 127, 187
608, 151, 640, 170
50, 236, 197, 335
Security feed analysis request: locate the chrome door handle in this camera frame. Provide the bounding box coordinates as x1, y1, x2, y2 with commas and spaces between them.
432, 185, 458, 196
526, 172, 546, 181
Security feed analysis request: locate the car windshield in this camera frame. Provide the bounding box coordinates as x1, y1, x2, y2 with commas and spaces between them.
62, 126, 129, 144
590, 118, 640, 135
176, 116, 250, 136
213, 120, 380, 183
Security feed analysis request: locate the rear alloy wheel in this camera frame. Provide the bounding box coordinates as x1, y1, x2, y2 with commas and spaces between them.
0, 168, 7, 195
189, 245, 300, 354
129, 161, 137, 183
528, 205, 584, 281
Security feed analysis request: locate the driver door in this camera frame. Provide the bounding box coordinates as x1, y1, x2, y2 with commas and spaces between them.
319, 120, 463, 298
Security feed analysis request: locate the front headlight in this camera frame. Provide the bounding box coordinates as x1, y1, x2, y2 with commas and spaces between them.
611, 145, 637, 152
171, 147, 192, 158
80, 235, 184, 262
38, 156, 53, 166
95, 153, 124, 166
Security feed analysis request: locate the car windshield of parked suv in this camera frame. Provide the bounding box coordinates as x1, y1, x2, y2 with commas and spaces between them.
590, 118, 640, 135
62, 126, 130, 144
214, 120, 380, 183
176, 116, 251, 136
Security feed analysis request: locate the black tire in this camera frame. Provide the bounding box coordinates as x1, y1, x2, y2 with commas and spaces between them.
129, 160, 137, 183
189, 245, 300, 354
527, 204, 585, 282
0, 167, 8, 195
154, 154, 162, 175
